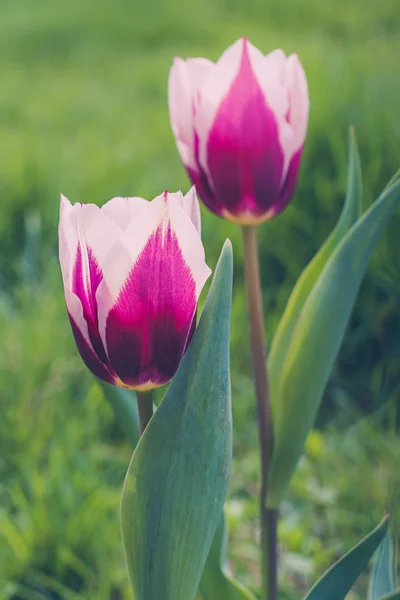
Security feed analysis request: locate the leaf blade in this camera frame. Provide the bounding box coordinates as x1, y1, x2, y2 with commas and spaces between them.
269, 128, 362, 402
121, 241, 233, 600
368, 532, 395, 600
305, 517, 390, 600
269, 177, 400, 506
198, 513, 256, 600
377, 591, 400, 600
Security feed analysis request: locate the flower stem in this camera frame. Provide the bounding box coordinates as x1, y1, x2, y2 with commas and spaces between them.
263, 508, 278, 600
136, 390, 154, 435
242, 224, 276, 600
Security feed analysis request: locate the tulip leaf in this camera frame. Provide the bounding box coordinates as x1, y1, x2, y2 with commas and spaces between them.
368, 532, 396, 600
305, 517, 390, 600
198, 512, 256, 600
384, 167, 400, 191
121, 241, 233, 600
269, 128, 362, 402
268, 176, 400, 507
378, 591, 400, 600
98, 381, 140, 447
100, 383, 240, 599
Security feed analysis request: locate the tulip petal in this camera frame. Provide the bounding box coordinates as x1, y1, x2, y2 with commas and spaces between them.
59, 195, 83, 287
71, 241, 110, 363
169, 187, 201, 234
101, 196, 149, 230
187, 159, 223, 218
65, 290, 116, 384
204, 40, 285, 220
250, 48, 308, 182
97, 193, 211, 389
75, 203, 123, 267
186, 57, 215, 91
285, 54, 309, 152
169, 58, 214, 172
271, 147, 303, 217
59, 195, 121, 289
194, 39, 244, 167
168, 58, 197, 171
252, 48, 289, 125
59, 195, 122, 363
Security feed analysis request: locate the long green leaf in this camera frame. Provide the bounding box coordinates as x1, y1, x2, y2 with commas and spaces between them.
100, 373, 243, 599
368, 532, 395, 600
378, 591, 400, 600
269, 128, 362, 402
198, 513, 256, 600
100, 381, 242, 600
121, 241, 233, 600
305, 517, 390, 600
200, 567, 256, 600
268, 177, 400, 506
384, 167, 400, 191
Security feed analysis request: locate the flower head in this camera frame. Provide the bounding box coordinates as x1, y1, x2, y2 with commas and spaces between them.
59, 188, 211, 390
169, 37, 309, 224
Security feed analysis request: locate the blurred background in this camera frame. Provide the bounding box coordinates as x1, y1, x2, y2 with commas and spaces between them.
1, 0, 400, 597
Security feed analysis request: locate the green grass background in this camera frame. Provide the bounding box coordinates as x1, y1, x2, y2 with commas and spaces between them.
1, 0, 400, 598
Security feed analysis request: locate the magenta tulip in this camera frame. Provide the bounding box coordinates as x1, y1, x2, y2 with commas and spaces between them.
59, 188, 211, 391
168, 37, 309, 225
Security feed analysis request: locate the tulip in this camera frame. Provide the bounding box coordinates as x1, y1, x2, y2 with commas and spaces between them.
168, 37, 309, 225
59, 188, 211, 391
170, 39, 309, 596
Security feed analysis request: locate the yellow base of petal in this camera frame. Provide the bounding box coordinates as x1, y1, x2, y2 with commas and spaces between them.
221, 207, 276, 226
114, 376, 166, 392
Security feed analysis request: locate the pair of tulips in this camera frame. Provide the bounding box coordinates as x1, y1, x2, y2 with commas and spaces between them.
59, 37, 309, 390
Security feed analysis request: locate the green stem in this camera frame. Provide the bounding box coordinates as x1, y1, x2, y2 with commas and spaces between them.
242, 225, 276, 600
136, 390, 154, 435
263, 508, 278, 600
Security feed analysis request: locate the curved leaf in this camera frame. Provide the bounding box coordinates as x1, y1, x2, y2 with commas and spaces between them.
378, 591, 400, 600
368, 532, 395, 600
269, 177, 400, 506
384, 167, 400, 191
121, 241, 233, 600
305, 517, 390, 600
198, 513, 256, 600
269, 128, 362, 402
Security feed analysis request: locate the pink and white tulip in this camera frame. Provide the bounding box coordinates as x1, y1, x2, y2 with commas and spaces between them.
168, 37, 309, 225
59, 188, 211, 391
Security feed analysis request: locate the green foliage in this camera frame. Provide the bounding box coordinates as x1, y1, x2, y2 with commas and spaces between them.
198, 514, 256, 600
268, 177, 400, 506
120, 242, 233, 600
1, 0, 400, 597
269, 129, 362, 403
270, 129, 363, 406
305, 517, 389, 600
0, 281, 133, 598
369, 532, 396, 600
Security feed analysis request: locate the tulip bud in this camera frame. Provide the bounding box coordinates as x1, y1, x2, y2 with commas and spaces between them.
168, 37, 309, 225
59, 188, 211, 391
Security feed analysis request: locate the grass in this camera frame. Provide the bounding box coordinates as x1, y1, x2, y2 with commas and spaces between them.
1, 0, 400, 597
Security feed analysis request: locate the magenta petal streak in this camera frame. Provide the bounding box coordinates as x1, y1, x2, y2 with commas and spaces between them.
72, 243, 110, 365
271, 147, 303, 217
205, 44, 285, 220
69, 313, 115, 384
105, 223, 197, 389
187, 133, 224, 218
